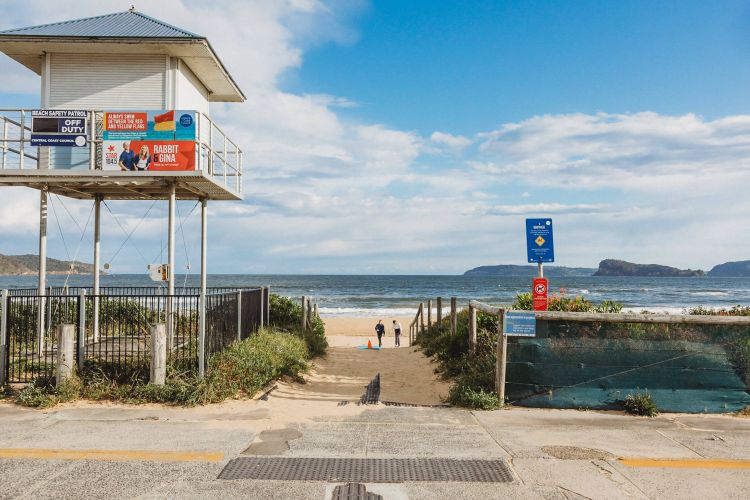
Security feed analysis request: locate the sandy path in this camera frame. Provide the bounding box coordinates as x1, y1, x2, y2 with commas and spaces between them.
271, 317, 450, 407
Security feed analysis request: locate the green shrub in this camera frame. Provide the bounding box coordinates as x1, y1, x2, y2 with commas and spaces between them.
513, 291, 622, 313
622, 391, 659, 417
269, 294, 328, 357
448, 385, 500, 410
13, 328, 310, 408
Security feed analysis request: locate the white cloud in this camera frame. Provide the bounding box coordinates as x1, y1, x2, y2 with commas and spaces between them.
430, 131, 472, 151
2, 5, 750, 273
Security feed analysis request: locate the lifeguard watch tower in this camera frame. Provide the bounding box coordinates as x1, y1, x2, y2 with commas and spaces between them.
0, 8, 244, 338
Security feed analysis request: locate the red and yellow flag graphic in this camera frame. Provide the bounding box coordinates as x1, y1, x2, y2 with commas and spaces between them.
153, 110, 176, 131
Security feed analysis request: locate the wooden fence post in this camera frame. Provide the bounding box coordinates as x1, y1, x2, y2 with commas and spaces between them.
496, 308, 507, 406
150, 323, 167, 386
420, 302, 425, 338
307, 297, 313, 326
314, 303, 318, 318
450, 297, 457, 335
301, 296, 307, 330
56, 324, 75, 385
469, 304, 477, 354
436, 297, 442, 324
427, 299, 432, 328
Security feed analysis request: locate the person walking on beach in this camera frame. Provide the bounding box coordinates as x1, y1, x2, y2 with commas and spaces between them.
375, 320, 385, 348
392, 320, 403, 347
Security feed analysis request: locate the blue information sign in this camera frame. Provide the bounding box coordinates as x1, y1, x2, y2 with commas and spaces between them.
503, 311, 536, 337
526, 218, 554, 263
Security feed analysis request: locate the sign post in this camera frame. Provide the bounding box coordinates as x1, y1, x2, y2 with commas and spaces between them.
526, 218, 554, 309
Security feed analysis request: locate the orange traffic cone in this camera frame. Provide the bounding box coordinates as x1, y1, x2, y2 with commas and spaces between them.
367, 339, 372, 349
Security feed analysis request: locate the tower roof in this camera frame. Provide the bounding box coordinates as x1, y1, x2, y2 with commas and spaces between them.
0, 9, 200, 38
0, 9, 245, 102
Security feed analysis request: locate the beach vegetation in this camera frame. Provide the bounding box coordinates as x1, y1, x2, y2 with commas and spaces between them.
621, 390, 659, 417
269, 294, 328, 357
13, 328, 309, 408
419, 309, 501, 410
511, 291, 619, 313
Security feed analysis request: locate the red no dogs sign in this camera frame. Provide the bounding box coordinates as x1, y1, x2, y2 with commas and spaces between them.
533, 278, 548, 311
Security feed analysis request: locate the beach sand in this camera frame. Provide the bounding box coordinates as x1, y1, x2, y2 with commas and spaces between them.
267, 315, 451, 406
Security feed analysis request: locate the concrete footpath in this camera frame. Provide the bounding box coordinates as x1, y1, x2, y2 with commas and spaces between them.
0, 398, 749, 499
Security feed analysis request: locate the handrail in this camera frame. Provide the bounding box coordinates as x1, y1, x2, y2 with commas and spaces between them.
0, 108, 244, 196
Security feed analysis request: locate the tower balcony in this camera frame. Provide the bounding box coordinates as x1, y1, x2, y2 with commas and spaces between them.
0, 109, 242, 201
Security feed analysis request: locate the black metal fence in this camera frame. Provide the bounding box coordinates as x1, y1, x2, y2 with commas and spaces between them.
1, 286, 269, 384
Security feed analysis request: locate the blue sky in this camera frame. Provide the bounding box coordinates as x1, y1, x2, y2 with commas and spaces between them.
2, 1, 750, 274
293, 1, 750, 133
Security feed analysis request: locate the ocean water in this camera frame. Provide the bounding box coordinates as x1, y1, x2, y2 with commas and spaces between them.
2, 274, 750, 317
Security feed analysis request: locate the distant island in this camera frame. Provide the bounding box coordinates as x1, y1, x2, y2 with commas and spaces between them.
593, 259, 704, 277
707, 260, 750, 277
0, 253, 94, 275
463, 265, 596, 277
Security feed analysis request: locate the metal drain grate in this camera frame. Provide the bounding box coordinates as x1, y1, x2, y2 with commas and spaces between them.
360, 373, 380, 405
218, 457, 514, 483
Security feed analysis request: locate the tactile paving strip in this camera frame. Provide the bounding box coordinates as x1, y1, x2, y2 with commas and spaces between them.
218, 457, 514, 483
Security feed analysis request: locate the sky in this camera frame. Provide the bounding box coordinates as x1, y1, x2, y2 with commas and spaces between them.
1, 0, 750, 274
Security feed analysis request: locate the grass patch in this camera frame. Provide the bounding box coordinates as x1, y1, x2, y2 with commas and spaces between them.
622, 391, 659, 417
12, 328, 309, 408
16, 376, 82, 409
737, 406, 750, 417
269, 294, 328, 357
447, 384, 500, 410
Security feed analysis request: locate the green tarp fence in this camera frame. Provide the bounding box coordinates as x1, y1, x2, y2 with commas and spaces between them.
505, 320, 750, 413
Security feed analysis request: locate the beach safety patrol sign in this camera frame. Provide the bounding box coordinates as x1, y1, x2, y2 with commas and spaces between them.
526, 218, 554, 263
31, 110, 88, 147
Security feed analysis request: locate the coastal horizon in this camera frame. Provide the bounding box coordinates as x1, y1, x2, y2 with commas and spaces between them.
3, 273, 749, 317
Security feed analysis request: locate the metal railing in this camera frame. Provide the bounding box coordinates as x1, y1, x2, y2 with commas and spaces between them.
1, 286, 269, 385
0, 109, 242, 196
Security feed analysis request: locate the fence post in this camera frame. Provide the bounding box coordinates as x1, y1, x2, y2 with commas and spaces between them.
77, 290, 86, 374
301, 296, 307, 330
307, 297, 313, 326
469, 304, 477, 354
56, 324, 75, 385
46, 286, 52, 334
198, 293, 206, 378
450, 297, 457, 335
0, 290, 7, 386
436, 297, 442, 324
496, 308, 507, 406
313, 303, 318, 318
265, 286, 271, 327
420, 302, 425, 339
150, 323, 167, 386
259, 288, 264, 329
427, 299, 432, 328
236, 290, 242, 341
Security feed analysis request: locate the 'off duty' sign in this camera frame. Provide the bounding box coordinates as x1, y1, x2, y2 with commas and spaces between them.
31, 110, 88, 147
